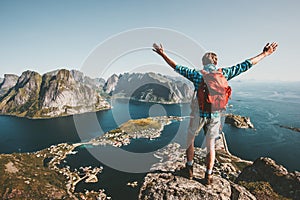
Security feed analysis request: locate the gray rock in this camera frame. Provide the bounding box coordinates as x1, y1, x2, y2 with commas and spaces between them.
39, 69, 110, 117
0, 71, 42, 117
70, 70, 105, 90
44, 70, 105, 90
237, 157, 300, 200
0, 74, 19, 97
44, 69, 61, 77
225, 114, 254, 129
104, 74, 119, 94
279, 124, 300, 132
139, 172, 232, 200
105, 72, 194, 103
70, 69, 84, 83
84, 76, 105, 89
0, 69, 110, 118
139, 143, 256, 200
230, 183, 256, 200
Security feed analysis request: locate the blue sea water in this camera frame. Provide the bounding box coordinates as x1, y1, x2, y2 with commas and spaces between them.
225, 81, 300, 170
0, 81, 299, 199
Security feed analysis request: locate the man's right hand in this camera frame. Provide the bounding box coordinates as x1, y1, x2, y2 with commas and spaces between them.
249, 42, 278, 65
263, 42, 278, 56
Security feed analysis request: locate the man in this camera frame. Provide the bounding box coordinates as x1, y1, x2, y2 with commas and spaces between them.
152, 42, 278, 185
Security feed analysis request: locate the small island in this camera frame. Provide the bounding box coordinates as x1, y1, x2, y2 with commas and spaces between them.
279, 125, 300, 133
225, 114, 254, 129
91, 116, 183, 147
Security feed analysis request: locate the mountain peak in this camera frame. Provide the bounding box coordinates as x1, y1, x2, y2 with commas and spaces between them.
104, 72, 194, 103
0, 69, 110, 118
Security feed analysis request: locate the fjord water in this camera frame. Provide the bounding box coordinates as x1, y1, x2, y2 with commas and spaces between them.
0, 81, 299, 199
224, 81, 300, 170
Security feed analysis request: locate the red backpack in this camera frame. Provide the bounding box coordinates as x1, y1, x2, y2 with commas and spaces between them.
196, 68, 231, 112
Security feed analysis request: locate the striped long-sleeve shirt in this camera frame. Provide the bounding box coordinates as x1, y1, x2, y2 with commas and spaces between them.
175, 59, 253, 117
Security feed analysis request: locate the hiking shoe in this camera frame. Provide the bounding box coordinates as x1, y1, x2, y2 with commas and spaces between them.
177, 163, 193, 180
204, 173, 213, 185
185, 164, 194, 180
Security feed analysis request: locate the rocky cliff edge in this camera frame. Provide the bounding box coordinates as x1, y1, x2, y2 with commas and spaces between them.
139, 135, 299, 200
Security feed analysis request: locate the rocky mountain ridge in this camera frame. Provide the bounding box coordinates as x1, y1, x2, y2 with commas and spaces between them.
0, 70, 196, 118
70, 70, 106, 90
104, 72, 194, 103
139, 141, 300, 200
0, 69, 110, 118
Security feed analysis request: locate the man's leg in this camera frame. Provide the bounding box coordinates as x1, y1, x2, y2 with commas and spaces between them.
181, 133, 195, 179
204, 117, 220, 185
186, 115, 202, 166
204, 135, 216, 185
180, 116, 201, 179
205, 136, 215, 173
186, 132, 195, 164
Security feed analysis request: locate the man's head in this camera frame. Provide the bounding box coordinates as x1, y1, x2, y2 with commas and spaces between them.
202, 52, 218, 66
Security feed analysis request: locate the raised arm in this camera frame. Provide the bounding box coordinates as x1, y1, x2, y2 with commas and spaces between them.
152, 43, 177, 69
250, 42, 278, 65
222, 42, 278, 80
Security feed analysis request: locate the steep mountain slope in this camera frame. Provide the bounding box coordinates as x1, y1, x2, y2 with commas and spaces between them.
105, 72, 194, 103
0, 74, 19, 97
0, 69, 110, 118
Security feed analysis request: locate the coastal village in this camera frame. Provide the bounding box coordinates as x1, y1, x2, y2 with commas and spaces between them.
37, 116, 183, 199
90, 116, 183, 147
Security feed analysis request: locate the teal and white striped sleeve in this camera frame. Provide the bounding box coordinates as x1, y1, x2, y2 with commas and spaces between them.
175, 65, 202, 84
222, 59, 253, 81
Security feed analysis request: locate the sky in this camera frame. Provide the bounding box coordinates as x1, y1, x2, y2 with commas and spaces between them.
0, 0, 300, 82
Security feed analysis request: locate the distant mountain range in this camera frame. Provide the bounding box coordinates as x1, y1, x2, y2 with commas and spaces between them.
0, 70, 194, 118
104, 72, 194, 103
0, 69, 110, 118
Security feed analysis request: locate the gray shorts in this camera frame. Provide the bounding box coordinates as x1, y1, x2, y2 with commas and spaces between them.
188, 115, 221, 139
